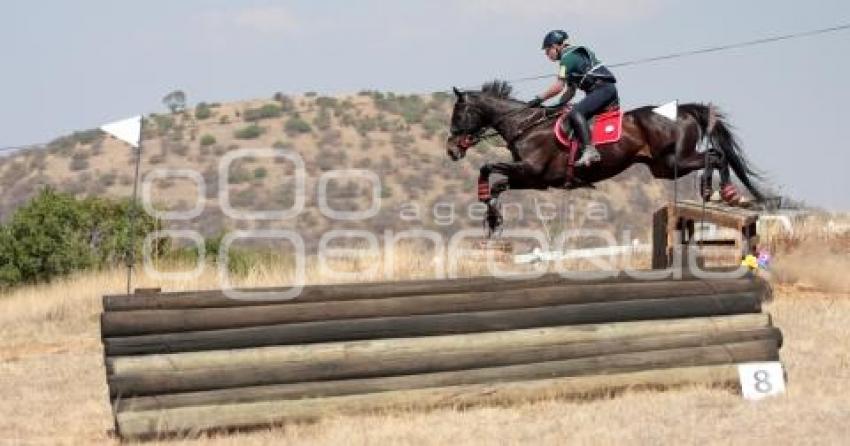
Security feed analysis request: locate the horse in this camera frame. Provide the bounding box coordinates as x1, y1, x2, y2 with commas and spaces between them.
445, 80, 765, 234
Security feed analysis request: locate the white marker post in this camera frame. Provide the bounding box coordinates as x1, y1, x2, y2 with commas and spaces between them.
653, 100, 682, 249
101, 116, 143, 294
738, 362, 787, 400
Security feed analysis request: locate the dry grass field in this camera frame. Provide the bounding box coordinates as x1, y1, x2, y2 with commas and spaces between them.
1, 241, 849, 446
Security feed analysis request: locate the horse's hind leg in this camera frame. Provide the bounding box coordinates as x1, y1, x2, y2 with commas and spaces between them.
700, 165, 715, 201
649, 121, 705, 180
714, 151, 746, 205
700, 149, 724, 201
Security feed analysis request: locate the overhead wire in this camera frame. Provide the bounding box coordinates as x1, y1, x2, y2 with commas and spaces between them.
472, 21, 850, 87
2, 22, 849, 151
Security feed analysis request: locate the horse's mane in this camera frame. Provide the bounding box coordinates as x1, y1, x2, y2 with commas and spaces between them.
480, 80, 514, 99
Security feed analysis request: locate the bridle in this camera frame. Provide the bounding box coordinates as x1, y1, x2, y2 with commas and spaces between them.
452, 104, 560, 154
450, 105, 491, 155
453, 131, 484, 153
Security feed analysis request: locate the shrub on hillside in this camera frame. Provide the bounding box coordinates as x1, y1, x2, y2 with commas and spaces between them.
284, 115, 312, 136
373, 94, 428, 124
228, 165, 252, 184
243, 104, 282, 122
69, 153, 90, 171
273, 93, 296, 112
354, 117, 377, 136
99, 171, 118, 188
422, 115, 447, 139
234, 125, 264, 140
195, 102, 213, 120
338, 111, 357, 127
150, 114, 175, 135
0, 188, 161, 288
46, 129, 105, 156
313, 107, 332, 131
316, 96, 338, 108
200, 134, 217, 146
69, 129, 105, 146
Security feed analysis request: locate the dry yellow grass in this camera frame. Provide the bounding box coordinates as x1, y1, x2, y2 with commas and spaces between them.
1, 247, 849, 445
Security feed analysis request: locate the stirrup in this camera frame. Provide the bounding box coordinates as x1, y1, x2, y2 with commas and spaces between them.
576, 145, 601, 167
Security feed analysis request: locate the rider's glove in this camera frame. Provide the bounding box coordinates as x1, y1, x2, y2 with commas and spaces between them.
526, 96, 544, 108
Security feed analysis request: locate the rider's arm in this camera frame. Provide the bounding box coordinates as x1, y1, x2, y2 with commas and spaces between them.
537, 78, 567, 101
557, 84, 576, 106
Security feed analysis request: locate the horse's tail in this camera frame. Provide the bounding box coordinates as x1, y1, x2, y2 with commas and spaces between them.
682, 103, 765, 202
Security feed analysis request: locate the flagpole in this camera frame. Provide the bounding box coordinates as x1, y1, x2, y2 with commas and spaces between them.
126, 118, 144, 294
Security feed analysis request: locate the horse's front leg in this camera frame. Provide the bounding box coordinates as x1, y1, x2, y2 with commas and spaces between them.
479, 162, 529, 236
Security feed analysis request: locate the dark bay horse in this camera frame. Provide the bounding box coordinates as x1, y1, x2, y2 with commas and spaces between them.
446, 81, 765, 233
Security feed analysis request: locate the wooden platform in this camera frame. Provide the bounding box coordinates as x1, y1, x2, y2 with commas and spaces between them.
653, 200, 760, 269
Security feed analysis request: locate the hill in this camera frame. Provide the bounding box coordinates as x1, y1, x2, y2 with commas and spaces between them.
0, 90, 679, 251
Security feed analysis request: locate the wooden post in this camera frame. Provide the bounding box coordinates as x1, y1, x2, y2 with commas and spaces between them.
652, 207, 669, 269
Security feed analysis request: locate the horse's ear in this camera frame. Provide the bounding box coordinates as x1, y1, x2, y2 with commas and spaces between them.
453, 86, 465, 102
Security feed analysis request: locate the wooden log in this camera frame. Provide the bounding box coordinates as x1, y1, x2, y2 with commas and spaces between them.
101, 278, 767, 336
103, 292, 762, 356
102, 268, 753, 312
109, 326, 780, 397
108, 313, 772, 376
114, 361, 761, 439
118, 340, 773, 413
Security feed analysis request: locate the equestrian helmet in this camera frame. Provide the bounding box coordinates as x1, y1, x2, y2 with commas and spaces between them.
541, 30, 569, 49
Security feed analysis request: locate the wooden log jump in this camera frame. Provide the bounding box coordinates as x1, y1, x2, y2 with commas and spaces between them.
99, 273, 782, 440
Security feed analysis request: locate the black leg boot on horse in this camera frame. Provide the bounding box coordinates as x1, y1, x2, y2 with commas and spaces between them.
478, 164, 510, 237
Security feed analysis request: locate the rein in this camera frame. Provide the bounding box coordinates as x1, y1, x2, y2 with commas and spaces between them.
455, 105, 560, 152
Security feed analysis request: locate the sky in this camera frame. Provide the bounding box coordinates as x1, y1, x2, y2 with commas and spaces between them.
2, 0, 849, 210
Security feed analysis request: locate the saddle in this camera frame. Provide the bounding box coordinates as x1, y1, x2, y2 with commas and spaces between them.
553, 105, 623, 183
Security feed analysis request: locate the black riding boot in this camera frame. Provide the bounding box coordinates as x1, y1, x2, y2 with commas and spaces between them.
568, 110, 600, 166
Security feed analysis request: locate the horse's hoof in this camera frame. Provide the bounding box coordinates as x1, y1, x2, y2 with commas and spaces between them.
485, 217, 503, 238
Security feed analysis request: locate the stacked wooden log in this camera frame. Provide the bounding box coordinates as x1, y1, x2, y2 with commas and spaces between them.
100, 272, 781, 439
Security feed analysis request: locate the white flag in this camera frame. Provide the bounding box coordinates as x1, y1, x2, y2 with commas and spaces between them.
652, 100, 678, 121
101, 115, 142, 148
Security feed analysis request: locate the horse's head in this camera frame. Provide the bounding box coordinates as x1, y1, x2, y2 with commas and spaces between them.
446, 87, 486, 161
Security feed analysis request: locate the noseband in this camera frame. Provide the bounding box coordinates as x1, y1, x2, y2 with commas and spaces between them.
454, 132, 484, 154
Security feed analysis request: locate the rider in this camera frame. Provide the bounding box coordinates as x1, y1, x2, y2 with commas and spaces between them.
527, 30, 619, 167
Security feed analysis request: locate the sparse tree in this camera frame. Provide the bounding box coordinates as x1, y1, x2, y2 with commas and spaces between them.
162, 90, 187, 114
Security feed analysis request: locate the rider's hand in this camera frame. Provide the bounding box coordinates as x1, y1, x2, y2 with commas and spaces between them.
526, 97, 544, 108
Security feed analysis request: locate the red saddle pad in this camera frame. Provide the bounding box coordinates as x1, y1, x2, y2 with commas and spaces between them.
554, 108, 623, 147
591, 108, 623, 145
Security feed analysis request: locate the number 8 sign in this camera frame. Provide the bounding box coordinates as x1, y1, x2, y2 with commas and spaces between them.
738, 362, 786, 400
